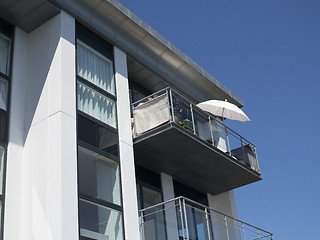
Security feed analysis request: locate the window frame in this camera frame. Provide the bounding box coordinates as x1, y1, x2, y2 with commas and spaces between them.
76, 23, 125, 240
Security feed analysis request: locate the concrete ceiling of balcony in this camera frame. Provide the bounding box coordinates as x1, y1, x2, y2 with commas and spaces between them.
134, 124, 261, 196
0, 0, 244, 107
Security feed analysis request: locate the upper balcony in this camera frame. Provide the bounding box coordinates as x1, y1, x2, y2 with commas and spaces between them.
132, 88, 261, 195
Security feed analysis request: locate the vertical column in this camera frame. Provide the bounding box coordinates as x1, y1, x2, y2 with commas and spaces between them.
161, 173, 179, 240
208, 190, 242, 240
5, 11, 78, 240
114, 47, 140, 240
4, 27, 28, 240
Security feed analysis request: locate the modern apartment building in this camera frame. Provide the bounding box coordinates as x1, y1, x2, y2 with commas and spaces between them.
0, 1, 273, 239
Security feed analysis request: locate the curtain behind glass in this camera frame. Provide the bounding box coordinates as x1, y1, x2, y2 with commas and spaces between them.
77, 40, 115, 96
77, 81, 117, 129
0, 78, 7, 110
0, 35, 10, 76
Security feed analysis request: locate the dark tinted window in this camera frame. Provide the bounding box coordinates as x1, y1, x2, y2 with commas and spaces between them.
78, 115, 118, 157
0, 111, 7, 143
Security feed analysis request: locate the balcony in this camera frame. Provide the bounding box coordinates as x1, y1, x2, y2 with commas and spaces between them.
132, 88, 261, 195
139, 196, 273, 240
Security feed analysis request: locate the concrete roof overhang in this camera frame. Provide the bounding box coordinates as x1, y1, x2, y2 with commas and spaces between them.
0, 0, 243, 107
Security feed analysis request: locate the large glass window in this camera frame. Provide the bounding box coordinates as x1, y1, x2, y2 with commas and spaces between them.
79, 199, 123, 240
77, 115, 118, 157
77, 81, 117, 128
77, 40, 115, 96
0, 78, 8, 111
0, 34, 10, 76
78, 146, 121, 205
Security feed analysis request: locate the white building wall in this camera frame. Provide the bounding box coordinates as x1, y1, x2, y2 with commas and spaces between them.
114, 47, 140, 240
4, 12, 78, 240
4, 27, 28, 240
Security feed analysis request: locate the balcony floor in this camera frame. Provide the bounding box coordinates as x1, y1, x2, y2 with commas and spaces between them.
133, 122, 261, 195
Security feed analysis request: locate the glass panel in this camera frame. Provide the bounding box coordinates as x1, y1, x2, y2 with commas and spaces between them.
142, 187, 167, 240
0, 34, 10, 76
77, 81, 117, 128
78, 146, 121, 205
78, 115, 119, 157
77, 40, 115, 96
193, 109, 211, 143
0, 78, 8, 110
79, 199, 123, 240
172, 96, 193, 132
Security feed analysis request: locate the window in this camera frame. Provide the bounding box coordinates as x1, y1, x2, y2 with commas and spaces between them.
77, 81, 117, 128
79, 199, 123, 240
76, 23, 123, 240
77, 40, 115, 96
78, 146, 121, 205
0, 78, 8, 111
0, 33, 10, 76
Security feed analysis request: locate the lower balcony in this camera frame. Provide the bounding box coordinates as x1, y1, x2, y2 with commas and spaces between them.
132, 88, 261, 195
139, 196, 273, 240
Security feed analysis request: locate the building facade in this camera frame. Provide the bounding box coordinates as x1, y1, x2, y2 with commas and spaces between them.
0, 1, 272, 240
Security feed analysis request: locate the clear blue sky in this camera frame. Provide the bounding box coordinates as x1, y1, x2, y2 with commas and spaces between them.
118, 0, 320, 239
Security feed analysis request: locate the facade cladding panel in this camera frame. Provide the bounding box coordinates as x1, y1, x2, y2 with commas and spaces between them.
0, 1, 273, 240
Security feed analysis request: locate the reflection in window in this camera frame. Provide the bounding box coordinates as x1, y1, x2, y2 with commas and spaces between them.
77, 40, 115, 96
78, 146, 121, 205
78, 115, 118, 157
0, 78, 8, 110
79, 199, 123, 240
77, 81, 117, 128
0, 34, 10, 76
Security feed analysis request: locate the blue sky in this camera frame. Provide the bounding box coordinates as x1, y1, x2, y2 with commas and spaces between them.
118, 0, 320, 239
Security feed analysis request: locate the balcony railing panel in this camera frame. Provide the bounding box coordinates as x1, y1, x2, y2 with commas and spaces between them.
132, 88, 260, 174
139, 197, 273, 240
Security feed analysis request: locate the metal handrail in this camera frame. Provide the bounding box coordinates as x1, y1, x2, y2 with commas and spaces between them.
131, 87, 260, 173
139, 196, 273, 239
132, 87, 256, 148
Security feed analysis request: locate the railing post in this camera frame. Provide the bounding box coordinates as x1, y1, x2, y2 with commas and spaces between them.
241, 223, 246, 240
132, 104, 137, 138
257, 229, 261, 240
224, 216, 230, 240
240, 137, 246, 162
190, 103, 196, 134
166, 89, 171, 123
208, 116, 214, 146
169, 88, 175, 123
178, 198, 186, 240
205, 208, 212, 240
253, 146, 261, 173
224, 126, 231, 156
183, 198, 190, 240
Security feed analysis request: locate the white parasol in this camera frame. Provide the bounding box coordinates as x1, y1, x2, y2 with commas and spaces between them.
196, 100, 250, 122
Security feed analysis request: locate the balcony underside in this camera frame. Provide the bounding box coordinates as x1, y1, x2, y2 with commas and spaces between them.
133, 123, 261, 195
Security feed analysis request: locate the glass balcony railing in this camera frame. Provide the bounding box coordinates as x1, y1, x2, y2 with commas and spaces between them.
131, 88, 260, 173
139, 196, 273, 240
